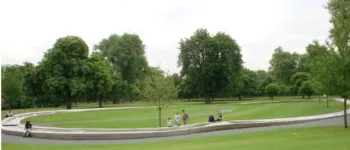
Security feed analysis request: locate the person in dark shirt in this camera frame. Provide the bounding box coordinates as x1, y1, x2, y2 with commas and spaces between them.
208, 113, 215, 122
23, 121, 32, 137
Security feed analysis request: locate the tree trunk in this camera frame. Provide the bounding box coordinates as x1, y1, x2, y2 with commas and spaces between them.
344, 97, 348, 128
98, 94, 102, 108
112, 99, 117, 104
65, 97, 72, 109
8, 104, 11, 111
99, 100, 102, 108
158, 108, 162, 128
302, 95, 304, 99
211, 95, 214, 101
326, 96, 329, 108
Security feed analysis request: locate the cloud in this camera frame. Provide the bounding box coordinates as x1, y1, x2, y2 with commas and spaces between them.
0, 0, 331, 74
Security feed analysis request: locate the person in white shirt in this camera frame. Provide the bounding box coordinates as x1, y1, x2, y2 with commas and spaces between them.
167, 117, 173, 127
174, 112, 181, 126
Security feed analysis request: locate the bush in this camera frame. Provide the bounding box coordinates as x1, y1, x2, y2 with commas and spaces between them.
265, 83, 279, 99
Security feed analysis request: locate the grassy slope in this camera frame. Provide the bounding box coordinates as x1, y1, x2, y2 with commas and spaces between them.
23, 101, 344, 128
2, 126, 350, 150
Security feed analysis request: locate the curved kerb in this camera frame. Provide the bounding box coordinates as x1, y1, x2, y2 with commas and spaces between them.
2, 99, 349, 140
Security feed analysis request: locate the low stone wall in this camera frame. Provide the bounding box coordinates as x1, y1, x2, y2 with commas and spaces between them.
2, 99, 349, 140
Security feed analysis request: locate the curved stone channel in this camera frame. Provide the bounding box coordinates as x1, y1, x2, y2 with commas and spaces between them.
2, 99, 349, 140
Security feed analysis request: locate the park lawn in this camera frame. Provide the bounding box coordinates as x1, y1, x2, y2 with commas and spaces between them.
2, 126, 350, 150
23, 101, 345, 128
1, 96, 322, 120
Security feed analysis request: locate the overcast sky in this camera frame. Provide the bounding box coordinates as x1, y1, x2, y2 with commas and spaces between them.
0, 0, 331, 74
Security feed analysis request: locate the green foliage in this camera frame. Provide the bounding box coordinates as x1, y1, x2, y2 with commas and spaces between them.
38, 36, 90, 109
83, 53, 113, 107
265, 83, 279, 99
237, 68, 259, 96
268, 47, 299, 85
325, 0, 350, 127
94, 33, 149, 101
142, 67, 177, 127
299, 81, 314, 98
178, 28, 243, 103
1, 65, 24, 109
291, 72, 310, 88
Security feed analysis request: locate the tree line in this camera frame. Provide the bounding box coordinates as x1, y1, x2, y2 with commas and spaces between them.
2, 1, 350, 128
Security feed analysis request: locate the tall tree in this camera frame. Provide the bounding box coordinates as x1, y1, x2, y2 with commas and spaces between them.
268, 47, 299, 85
84, 53, 113, 108
94, 33, 149, 101
326, 0, 350, 128
178, 29, 243, 103
38, 36, 90, 109
307, 40, 334, 107
1, 65, 24, 110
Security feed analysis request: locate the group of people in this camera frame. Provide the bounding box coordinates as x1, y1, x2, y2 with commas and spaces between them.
167, 110, 189, 127
208, 111, 223, 122
166, 110, 223, 127
5, 110, 13, 118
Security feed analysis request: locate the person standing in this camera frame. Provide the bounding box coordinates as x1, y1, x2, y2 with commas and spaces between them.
174, 112, 181, 126
182, 110, 189, 125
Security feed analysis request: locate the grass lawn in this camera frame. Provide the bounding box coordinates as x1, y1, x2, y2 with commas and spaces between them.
22, 100, 345, 128
1, 96, 323, 120
2, 126, 350, 150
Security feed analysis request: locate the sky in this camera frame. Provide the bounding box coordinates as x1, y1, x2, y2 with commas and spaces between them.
0, 0, 331, 74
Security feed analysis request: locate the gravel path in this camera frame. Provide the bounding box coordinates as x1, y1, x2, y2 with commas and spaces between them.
2, 115, 349, 145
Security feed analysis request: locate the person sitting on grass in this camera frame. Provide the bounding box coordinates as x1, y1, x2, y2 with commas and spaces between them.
167, 117, 173, 127
216, 111, 222, 122
23, 121, 32, 137
208, 113, 215, 122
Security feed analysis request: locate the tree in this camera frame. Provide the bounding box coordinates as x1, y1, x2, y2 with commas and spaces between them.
143, 67, 177, 128
94, 33, 149, 102
290, 72, 311, 97
237, 68, 259, 97
257, 76, 274, 96
1, 65, 24, 110
299, 81, 314, 98
278, 84, 288, 96
291, 72, 310, 88
178, 29, 243, 103
268, 47, 299, 85
297, 54, 310, 72
38, 36, 90, 109
84, 53, 113, 108
265, 83, 279, 99
326, 0, 350, 128
307, 40, 334, 107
